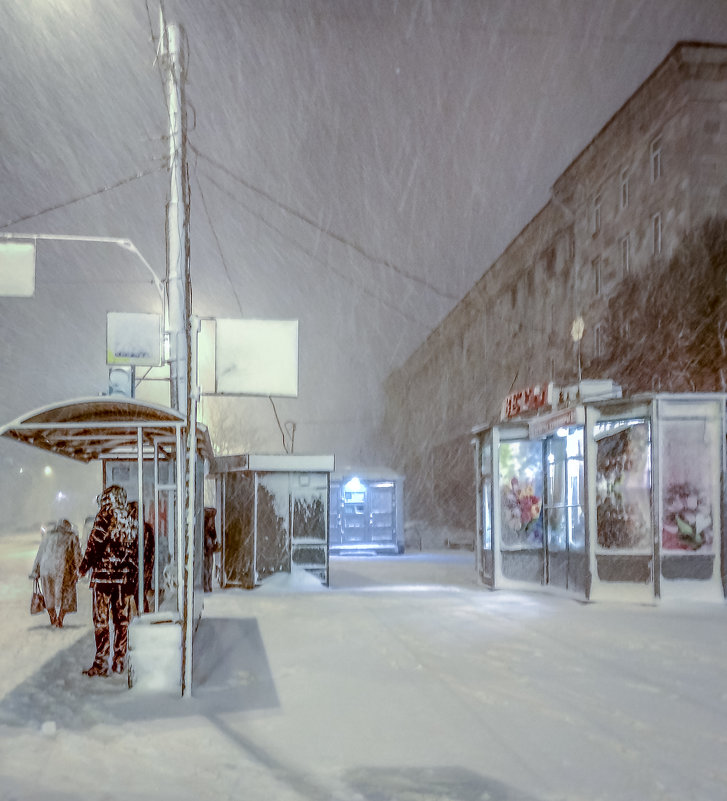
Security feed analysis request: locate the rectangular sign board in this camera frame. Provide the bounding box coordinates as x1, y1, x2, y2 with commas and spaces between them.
107, 312, 162, 366
214, 318, 299, 397
0, 241, 36, 297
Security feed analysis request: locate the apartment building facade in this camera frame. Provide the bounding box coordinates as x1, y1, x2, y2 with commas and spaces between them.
381, 41, 727, 530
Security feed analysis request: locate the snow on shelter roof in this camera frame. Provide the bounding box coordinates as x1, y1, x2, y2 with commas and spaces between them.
0, 396, 212, 463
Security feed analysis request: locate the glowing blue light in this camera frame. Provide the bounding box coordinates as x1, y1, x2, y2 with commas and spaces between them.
344, 477, 365, 494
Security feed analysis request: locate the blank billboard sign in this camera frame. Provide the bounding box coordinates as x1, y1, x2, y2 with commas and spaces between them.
107, 312, 162, 366
0, 241, 35, 297
215, 318, 299, 397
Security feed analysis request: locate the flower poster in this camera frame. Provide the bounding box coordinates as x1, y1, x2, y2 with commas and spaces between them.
499, 440, 543, 547
660, 419, 714, 553
595, 422, 651, 550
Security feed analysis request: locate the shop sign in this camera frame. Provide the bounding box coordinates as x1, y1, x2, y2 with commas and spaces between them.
528, 407, 581, 438
501, 382, 554, 421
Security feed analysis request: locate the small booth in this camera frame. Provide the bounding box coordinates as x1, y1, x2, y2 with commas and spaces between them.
0, 396, 213, 691
472, 384, 726, 603
329, 468, 405, 555
211, 453, 334, 589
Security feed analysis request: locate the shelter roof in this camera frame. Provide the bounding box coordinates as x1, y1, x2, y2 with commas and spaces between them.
0, 396, 212, 463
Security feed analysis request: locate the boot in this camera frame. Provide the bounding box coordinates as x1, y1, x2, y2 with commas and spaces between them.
48, 609, 58, 627
83, 663, 109, 677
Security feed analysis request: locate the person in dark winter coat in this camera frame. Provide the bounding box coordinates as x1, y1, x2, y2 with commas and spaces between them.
128, 500, 155, 614
30, 519, 82, 628
78, 485, 137, 677
203, 507, 218, 593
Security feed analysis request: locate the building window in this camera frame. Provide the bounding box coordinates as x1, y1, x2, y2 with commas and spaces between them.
594, 324, 604, 358
592, 194, 601, 236
593, 256, 602, 295
650, 136, 662, 183
620, 234, 630, 274
620, 169, 629, 210
652, 212, 662, 256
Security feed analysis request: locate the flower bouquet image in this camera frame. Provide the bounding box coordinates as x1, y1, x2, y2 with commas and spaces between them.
501, 477, 542, 544
662, 481, 712, 551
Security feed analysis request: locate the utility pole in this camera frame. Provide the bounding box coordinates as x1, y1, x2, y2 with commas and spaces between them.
160, 11, 195, 698
162, 20, 190, 413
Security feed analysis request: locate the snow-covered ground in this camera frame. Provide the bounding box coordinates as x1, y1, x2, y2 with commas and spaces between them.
1, 528, 726, 801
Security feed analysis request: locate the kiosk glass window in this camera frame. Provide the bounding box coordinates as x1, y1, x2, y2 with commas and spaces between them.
499, 439, 543, 548
595, 420, 651, 551
661, 418, 715, 554
481, 440, 492, 550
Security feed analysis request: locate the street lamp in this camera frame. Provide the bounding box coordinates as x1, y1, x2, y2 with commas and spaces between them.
0, 233, 165, 305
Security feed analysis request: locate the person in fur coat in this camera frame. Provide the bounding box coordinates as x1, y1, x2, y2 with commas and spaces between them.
78, 485, 137, 677
30, 519, 82, 628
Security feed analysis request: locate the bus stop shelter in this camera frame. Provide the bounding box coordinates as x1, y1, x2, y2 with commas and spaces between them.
0, 396, 213, 693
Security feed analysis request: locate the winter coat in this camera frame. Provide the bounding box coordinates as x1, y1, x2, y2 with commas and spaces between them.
79, 487, 138, 588
31, 522, 82, 614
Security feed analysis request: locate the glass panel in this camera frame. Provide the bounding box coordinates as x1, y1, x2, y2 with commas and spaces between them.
661, 419, 715, 553
256, 474, 291, 579
156, 487, 177, 611
595, 421, 651, 550
481, 441, 492, 477
499, 439, 543, 548
483, 478, 492, 550
544, 428, 584, 552
292, 491, 326, 542
546, 439, 566, 552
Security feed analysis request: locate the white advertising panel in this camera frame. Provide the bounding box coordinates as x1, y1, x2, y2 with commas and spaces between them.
0, 241, 35, 297
107, 312, 162, 366
215, 318, 299, 397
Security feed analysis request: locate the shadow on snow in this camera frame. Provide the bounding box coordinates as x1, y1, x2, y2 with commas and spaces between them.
0, 617, 278, 729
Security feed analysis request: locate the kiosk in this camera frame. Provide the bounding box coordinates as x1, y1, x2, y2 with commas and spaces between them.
329, 468, 405, 555
211, 453, 334, 588
472, 386, 726, 603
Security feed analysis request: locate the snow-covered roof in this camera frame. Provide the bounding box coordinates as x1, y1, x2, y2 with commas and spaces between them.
0, 396, 212, 463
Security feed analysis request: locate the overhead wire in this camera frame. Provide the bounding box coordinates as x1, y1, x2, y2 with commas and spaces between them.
0, 167, 164, 230
190, 144, 459, 302
195, 167, 433, 332
192, 160, 243, 315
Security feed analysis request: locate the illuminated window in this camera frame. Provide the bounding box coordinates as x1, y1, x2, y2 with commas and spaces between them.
343, 477, 365, 503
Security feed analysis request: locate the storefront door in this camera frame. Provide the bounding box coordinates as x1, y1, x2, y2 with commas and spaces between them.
544, 427, 586, 593
495, 426, 585, 593
498, 435, 545, 585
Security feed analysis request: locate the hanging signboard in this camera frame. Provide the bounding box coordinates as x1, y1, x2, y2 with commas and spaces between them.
106, 312, 162, 366
208, 318, 299, 398
528, 406, 585, 438
0, 241, 35, 297
501, 382, 555, 421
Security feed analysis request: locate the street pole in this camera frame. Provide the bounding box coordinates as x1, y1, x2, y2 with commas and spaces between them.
162, 22, 189, 413
160, 14, 194, 698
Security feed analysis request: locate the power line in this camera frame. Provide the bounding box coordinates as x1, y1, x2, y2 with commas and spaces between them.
190, 144, 459, 302
197, 169, 433, 332
0, 166, 164, 230
193, 164, 243, 315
